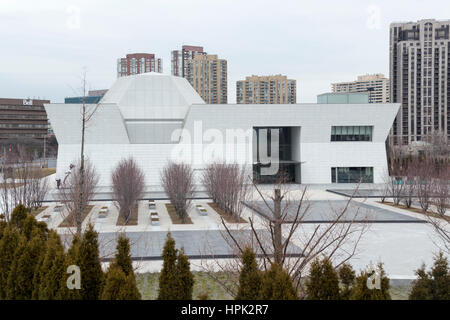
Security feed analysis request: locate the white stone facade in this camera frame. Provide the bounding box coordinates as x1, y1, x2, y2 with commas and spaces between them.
46, 73, 400, 187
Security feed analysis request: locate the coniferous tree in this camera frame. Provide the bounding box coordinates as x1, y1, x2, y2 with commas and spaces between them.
306, 257, 340, 300
78, 224, 104, 300
350, 263, 391, 300
111, 234, 134, 276
0, 226, 20, 299
175, 248, 194, 300
235, 247, 262, 300
0, 220, 7, 239
57, 234, 82, 300
409, 252, 450, 300
101, 265, 127, 299
101, 265, 141, 300
101, 234, 141, 300
22, 214, 47, 241
338, 263, 356, 300
6, 235, 27, 299
7, 230, 46, 299
10, 203, 28, 231
158, 232, 178, 300
409, 264, 432, 300
259, 263, 298, 300
34, 230, 66, 300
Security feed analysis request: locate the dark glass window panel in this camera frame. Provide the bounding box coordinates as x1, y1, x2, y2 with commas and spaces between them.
330, 126, 373, 142
331, 167, 374, 183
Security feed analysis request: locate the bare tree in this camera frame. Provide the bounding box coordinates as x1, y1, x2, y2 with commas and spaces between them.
0, 171, 12, 222
387, 174, 404, 206
111, 157, 145, 222
423, 131, 450, 158
433, 172, 449, 216
161, 162, 195, 223
202, 178, 369, 297
202, 162, 250, 222
72, 70, 102, 235
402, 160, 418, 208
416, 159, 435, 212
0, 148, 49, 220
59, 158, 99, 233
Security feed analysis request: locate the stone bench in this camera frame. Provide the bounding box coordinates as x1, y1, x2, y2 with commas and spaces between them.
98, 206, 109, 218
150, 209, 160, 226
196, 204, 208, 216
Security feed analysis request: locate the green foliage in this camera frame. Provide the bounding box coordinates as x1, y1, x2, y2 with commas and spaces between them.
101, 266, 141, 300
0, 220, 7, 239
6, 231, 46, 299
10, 203, 28, 231
78, 224, 104, 300
409, 252, 450, 300
259, 263, 298, 300
338, 263, 356, 300
306, 257, 341, 300
175, 248, 194, 300
57, 234, 82, 300
34, 230, 66, 300
158, 232, 178, 300
22, 215, 47, 241
101, 233, 141, 300
235, 247, 262, 300
350, 263, 391, 300
158, 233, 195, 300
0, 226, 21, 299
111, 233, 133, 277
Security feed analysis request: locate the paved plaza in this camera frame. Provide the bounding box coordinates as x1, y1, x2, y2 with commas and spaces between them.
245, 200, 426, 223
31, 181, 449, 278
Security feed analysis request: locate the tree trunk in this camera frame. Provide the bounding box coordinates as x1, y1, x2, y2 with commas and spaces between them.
273, 188, 283, 265
76, 83, 87, 235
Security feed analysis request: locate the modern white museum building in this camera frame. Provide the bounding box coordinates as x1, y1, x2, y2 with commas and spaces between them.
45, 73, 400, 187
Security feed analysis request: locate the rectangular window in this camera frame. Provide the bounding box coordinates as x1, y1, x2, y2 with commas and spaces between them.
331, 126, 373, 141
331, 167, 374, 183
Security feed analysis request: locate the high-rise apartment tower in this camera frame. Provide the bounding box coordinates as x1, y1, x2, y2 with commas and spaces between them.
236, 75, 296, 104
186, 54, 227, 104
390, 19, 450, 145
117, 53, 162, 77
332, 74, 389, 104
171, 45, 206, 78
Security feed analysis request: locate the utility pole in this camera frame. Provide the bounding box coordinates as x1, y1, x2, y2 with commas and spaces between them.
43, 134, 47, 168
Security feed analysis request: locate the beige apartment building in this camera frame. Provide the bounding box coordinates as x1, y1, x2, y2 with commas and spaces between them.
332, 74, 390, 104
236, 75, 296, 104
186, 54, 227, 104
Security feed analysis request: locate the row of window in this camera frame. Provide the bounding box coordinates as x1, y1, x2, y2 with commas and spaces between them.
0, 124, 48, 129
331, 167, 374, 183
331, 126, 373, 142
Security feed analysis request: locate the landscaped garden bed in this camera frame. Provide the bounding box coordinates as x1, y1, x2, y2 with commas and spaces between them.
165, 203, 193, 224
116, 204, 139, 226
59, 205, 94, 227
30, 206, 48, 216
378, 201, 450, 221
207, 202, 247, 223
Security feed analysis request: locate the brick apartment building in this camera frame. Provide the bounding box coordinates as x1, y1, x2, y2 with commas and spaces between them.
117, 53, 163, 77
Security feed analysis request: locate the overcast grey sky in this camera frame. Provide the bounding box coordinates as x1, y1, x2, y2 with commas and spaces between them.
0, 0, 449, 103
